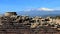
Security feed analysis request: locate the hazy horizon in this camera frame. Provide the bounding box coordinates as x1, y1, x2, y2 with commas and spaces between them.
0, 0, 60, 16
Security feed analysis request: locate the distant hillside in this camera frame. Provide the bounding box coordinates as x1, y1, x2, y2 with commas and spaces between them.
17, 10, 60, 17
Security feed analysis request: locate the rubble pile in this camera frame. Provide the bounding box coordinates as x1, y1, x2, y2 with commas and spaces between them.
0, 12, 60, 34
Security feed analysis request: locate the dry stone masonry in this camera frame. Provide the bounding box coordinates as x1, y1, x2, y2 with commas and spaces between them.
0, 12, 60, 34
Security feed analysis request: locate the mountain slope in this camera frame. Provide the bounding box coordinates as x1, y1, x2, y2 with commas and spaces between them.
17, 10, 60, 17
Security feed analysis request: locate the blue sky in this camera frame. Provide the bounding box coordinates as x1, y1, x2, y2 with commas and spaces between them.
0, 0, 60, 13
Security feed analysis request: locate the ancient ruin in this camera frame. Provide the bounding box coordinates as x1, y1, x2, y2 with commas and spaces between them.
0, 12, 60, 34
